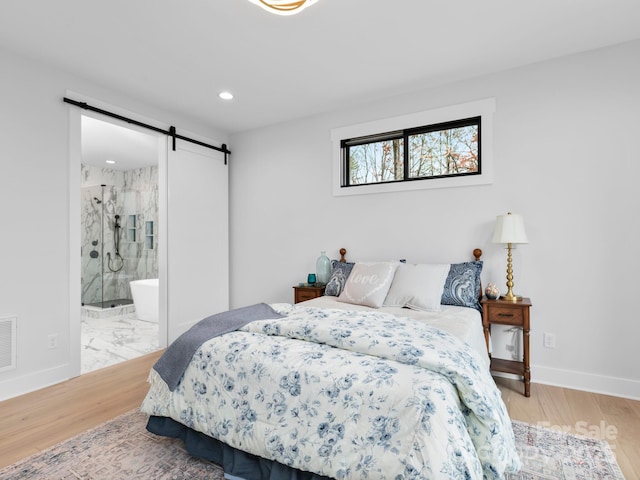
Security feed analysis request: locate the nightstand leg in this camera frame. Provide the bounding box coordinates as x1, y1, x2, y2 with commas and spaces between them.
523, 327, 530, 397
483, 324, 491, 358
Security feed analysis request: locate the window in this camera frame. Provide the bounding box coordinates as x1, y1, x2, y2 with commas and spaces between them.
331, 98, 494, 196
342, 117, 480, 187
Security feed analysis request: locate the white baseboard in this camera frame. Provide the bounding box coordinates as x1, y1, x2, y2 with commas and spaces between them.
495, 364, 640, 401
0, 363, 71, 402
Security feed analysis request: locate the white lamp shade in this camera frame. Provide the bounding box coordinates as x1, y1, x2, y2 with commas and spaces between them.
492, 213, 528, 244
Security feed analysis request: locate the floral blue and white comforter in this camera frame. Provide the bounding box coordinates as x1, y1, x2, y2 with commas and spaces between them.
141, 303, 521, 479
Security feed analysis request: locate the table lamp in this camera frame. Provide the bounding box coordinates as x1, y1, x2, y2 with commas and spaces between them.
492, 212, 528, 301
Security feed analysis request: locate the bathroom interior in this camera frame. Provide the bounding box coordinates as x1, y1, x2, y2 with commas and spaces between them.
80, 115, 161, 373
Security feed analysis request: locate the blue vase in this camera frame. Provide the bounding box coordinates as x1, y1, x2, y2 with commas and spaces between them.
316, 251, 331, 285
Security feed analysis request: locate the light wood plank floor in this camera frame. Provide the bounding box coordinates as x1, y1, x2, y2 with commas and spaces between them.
1, 356, 638, 479
0, 350, 163, 469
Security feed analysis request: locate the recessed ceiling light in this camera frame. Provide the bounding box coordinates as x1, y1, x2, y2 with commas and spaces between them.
106, 160, 116, 164
219, 91, 234, 100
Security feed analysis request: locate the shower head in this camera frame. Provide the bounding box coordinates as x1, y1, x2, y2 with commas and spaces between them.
93, 197, 102, 204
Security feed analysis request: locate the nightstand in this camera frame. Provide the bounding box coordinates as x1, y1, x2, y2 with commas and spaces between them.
293, 285, 325, 304
481, 297, 532, 397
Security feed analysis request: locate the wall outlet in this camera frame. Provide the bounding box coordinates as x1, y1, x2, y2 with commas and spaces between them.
47, 334, 58, 350
543, 332, 556, 348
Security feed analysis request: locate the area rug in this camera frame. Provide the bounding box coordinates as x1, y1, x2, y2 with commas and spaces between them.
507, 421, 625, 479
0, 410, 625, 480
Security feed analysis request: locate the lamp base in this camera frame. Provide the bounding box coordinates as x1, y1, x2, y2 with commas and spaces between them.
500, 293, 523, 302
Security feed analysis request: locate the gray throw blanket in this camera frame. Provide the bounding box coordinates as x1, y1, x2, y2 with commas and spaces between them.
153, 303, 285, 391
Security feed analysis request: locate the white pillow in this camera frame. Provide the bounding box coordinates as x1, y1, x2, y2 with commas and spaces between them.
383, 263, 450, 312
338, 262, 400, 308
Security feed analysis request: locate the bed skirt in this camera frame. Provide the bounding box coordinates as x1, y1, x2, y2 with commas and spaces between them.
146, 416, 332, 480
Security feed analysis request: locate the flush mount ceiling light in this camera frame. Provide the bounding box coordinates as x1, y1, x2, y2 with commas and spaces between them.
248, 0, 319, 16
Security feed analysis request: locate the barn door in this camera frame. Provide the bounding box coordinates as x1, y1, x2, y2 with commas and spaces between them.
166, 139, 228, 342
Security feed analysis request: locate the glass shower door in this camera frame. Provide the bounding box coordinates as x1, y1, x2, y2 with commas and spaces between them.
81, 185, 104, 307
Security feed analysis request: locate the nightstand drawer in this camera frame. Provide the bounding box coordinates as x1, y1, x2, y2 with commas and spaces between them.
487, 305, 524, 325
296, 290, 319, 303
293, 285, 325, 304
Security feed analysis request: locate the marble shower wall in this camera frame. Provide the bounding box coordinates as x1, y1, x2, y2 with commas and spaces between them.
81, 164, 158, 306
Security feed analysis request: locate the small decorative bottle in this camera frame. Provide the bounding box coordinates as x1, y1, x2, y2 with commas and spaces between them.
315, 251, 331, 285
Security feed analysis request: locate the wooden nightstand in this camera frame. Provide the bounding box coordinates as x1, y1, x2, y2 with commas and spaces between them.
293, 285, 325, 304
481, 297, 532, 397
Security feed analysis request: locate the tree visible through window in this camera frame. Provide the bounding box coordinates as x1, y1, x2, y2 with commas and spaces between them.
341, 117, 480, 187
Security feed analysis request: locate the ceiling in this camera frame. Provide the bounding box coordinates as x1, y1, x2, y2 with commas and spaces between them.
2, 0, 640, 139
81, 116, 159, 171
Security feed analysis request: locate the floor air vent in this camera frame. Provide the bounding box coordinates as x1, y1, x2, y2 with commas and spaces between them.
0, 316, 17, 372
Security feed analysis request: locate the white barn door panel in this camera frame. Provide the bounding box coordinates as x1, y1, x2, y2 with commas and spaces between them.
166, 139, 229, 343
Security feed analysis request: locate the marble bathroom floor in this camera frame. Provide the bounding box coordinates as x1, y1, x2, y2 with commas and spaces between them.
81, 312, 160, 374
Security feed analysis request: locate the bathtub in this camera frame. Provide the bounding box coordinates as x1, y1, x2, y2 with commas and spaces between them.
130, 278, 159, 322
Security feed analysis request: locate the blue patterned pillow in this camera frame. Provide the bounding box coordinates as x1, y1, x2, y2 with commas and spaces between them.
324, 260, 355, 296
441, 261, 483, 312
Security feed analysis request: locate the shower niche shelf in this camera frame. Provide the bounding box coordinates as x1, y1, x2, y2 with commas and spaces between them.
127, 214, 137, 242
145, 220, 155, 250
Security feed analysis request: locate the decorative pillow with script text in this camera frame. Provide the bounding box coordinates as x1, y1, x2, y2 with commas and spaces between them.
338, 262, 399, 308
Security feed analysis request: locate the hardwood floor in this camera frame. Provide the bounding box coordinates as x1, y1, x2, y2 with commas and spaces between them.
1, 356, 638, 479
0, 350, 163, 469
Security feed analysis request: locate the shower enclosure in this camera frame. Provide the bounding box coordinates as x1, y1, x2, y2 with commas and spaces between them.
81, 184, 130, 308
81, 167, 158, 310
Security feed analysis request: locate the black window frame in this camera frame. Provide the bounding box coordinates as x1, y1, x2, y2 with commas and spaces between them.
340, 116, 481, 188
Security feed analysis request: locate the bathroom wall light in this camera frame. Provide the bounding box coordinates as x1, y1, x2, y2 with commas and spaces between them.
106, 160, 116, 165
248, 0, 320, 16
218, 91, 234, 100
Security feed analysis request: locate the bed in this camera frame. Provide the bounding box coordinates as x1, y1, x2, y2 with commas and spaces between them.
141, 249, 521, 479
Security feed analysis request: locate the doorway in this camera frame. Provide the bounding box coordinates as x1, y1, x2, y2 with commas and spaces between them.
68, 96, 229, 378
79, 114, 163, 373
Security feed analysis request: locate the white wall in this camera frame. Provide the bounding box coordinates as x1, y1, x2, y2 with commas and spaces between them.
0, 46, 227, 400
2, 39, 638, 401
229, 40, 640, 399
